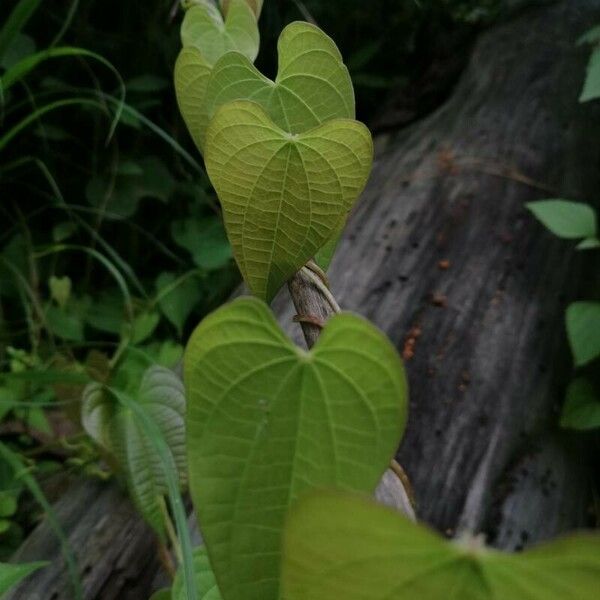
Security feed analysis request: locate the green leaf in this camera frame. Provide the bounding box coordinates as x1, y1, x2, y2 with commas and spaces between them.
0, 33, 34, 70
581, 46, 600, 102
576, 237, 600, 250
172, 547, 223, 600
184, 297, 407, 600
526, 200, 597, 239
0, 0, 40, 63
221, 0, 263, 18
171, 217, 232, 271
188, 21, 355, 152
86, 157, 175, 220
566, 301, 600, 367
180, 0, 259, 66
560, 378, 600, 430
0, 561, 48, 596
155, 272, 203, 335
126, 311, 161, 345
149, 590, 172, 600
578, 25, 600, 45
283, 490, 600, 600
205, 101, 372, 301
174, 47, 213, 152
81, 366, 187, 536
45, 305, 84, 342
48, 276, 72, 309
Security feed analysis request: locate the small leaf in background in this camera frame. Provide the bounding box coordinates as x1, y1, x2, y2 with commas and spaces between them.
141, 341, 184, 369
184, 297, 407, 600
0, 561, 48, 596
566, 301, 600, 366
125, 311, 161, 345
82, 366, 186, 536
45, 305, 84, 342
205, 101, 373, 301
86, 157, 176, 220
180, 0, 259, 66
560, 378, 600, 430
575, 237, 600, 250
155, 272, 203, 336
52, 222, 77, 243
172, 547, 222, 600
578, 25, 600, 46
580, 46, 600, 102
85, 291, 124, 335
282, 491, 600, 600
127, 74, 169, 93
0, 33, 35, 70
48, 276, 72, 309
171, 217, 232, 271
526, 200, 596, 239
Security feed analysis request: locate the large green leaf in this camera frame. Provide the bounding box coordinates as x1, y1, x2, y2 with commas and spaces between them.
172, 547, 223, 600
184, 297, 407, 600
283, 490, 600, 600
180, 0, 259, 66
205, 101, 373, 301
191, 21, 355, 152
81, 366, 186, 535
566, 301, 600, 367
0, 561, 48, 597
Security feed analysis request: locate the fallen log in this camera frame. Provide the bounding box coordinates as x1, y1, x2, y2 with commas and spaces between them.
7, 0, 600, 597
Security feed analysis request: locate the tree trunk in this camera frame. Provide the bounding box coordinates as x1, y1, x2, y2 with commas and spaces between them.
7, 1, 600, 597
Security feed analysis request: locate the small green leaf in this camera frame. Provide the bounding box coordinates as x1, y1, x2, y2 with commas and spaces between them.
526, 200, 596, 239
566, 301, 600, 367
155, 272, 203, 335
205, 101, 373, 301
190, 21, 355, 151
0, 561, 48, 596
126, 311, 161, 345
184, 297, 407, 600
220, 0, 263, 18
180, 0, 259, 66
576, 237, 600, 250
578, 25, 600, 45
48, 275, 72, 309
82, 366, 187, 536
52, 222, 77, 243
45, 305, 84, 342
283, 490, 600, 600
171, 218, 232, 271
581, 46, 600, 102
560, 378, 600, 430
0, 494, 17, 518
172, 547, 223, 600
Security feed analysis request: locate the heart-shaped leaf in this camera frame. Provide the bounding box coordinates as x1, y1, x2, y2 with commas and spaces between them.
180, 0, 259, 67
220, 0, 263, 18
205, 101, 373, 301
184, 297, 407, 600
283, 490, 600, 600
190, 21, 355, 152
566, 301, 600, 366
82, 365, 186, 535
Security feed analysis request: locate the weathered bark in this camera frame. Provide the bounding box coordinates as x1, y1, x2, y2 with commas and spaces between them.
273, 0, 600, 544
7, 1, 600, 597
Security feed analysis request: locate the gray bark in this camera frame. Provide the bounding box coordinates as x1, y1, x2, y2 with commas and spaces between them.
7, 1, 600, 597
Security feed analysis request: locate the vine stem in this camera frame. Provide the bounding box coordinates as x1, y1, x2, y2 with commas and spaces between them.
287, 262, 417, 521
